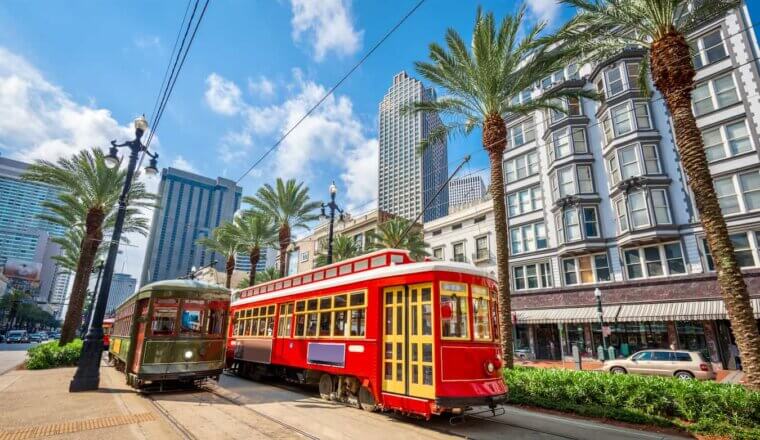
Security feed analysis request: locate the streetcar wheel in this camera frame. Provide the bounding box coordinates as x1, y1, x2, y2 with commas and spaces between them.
358, 386, 377, 412
318, 374, 334, 401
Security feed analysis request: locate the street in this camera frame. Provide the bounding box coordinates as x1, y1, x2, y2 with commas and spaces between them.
0, 343, 32, 374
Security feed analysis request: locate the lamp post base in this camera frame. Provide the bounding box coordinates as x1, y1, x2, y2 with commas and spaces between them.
69, 331, 104, 392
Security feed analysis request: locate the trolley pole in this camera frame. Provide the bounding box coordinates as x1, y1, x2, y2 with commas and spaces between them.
70, 115, 158, 392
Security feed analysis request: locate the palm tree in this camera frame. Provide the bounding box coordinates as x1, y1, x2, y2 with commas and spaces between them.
237, 266, 282, 288
367, 218, 428, 261
244, 178, 320, 277
408, 7, 589, 365
233, 211, 278, 287
550, 0, 760, 391
197, 222, 241, 289
315, 234, 362, 267
22, 149, 155, 345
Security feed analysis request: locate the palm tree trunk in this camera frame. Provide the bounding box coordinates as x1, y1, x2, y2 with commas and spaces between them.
483, 113, 513, 368
59, 210, 104, 346
249, 246, 260, 287
651, 33, 760, 390
278, 224, 291, 278
225, 254, 235, 289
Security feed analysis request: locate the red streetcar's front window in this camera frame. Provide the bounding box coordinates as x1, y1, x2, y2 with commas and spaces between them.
472, 285, 492, 341
440, 282, 469, 339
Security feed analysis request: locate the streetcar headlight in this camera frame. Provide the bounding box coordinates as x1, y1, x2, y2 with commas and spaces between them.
184, 350, 193, 360
486, 361, 495, 374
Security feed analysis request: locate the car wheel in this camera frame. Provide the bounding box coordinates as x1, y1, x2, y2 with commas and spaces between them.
675, 371, 694, 380
610, 367, 627, 374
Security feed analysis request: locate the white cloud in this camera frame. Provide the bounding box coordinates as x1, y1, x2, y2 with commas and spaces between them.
171, 155, 197, 173
133, 35, 161, 50
527, 0, 561, 24
290, 0, 363, 61
248, 76, 276, 98
0, 46, 155, 283
205, 71, 377, 208
204, 73, 243, 115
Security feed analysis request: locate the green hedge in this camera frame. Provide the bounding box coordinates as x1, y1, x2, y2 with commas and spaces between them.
504, 366, 760, 439
26, 339, 83, 370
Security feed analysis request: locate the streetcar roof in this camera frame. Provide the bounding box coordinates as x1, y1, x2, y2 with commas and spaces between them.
231, 259, 495, 307
139, 279, 230, 294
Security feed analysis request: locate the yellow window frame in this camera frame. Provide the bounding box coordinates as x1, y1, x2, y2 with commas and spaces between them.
471, 285, 493, 341
292, 290, 367, 339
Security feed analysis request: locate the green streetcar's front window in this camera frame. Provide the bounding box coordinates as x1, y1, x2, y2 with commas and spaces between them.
206, 300, 227, 336
152, 299, 178, 336
180, 300, 205, 336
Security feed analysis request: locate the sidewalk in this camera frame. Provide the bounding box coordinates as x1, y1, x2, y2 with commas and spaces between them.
0, 366, 181, 440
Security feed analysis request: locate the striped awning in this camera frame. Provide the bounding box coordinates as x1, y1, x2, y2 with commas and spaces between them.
616, 298, 760, 322
514, 305, 620, 324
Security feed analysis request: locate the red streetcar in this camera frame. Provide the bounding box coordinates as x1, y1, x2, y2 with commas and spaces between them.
227, 249, 506, 419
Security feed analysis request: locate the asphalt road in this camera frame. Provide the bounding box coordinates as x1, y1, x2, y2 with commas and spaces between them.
211, 374, 685, 440
0, 342, 33, 374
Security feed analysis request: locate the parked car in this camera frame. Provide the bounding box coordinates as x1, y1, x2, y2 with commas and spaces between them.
6, 330, 29, 343
29, 333, 44, 343
602, 349, 715, 380
37, 332, 48, 341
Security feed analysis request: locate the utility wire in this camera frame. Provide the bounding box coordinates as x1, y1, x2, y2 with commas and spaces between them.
235, 0, 427, 183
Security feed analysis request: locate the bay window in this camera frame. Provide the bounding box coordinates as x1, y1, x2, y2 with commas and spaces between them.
556, 206, 600, 245
692, 73, 739, 116
507, 185, 543, 217
701, 120, 753, 162
702, 231, 759, 271
623, 242, 687, 279
691, 29, 728, 69
513, 262, 553, 291
614, 188, 672, 232
505, 151, 540, 183
713, 170, 760, 215
549, 97, 582, 123
509, 117, 536, 147
562, 253, 611, 286
602, 61, 641, 97
551, 164, 595, 200
510, 88, 533, 106
607, 101, 652, 139
550, 127, 587, 162
510, 222, 547, 255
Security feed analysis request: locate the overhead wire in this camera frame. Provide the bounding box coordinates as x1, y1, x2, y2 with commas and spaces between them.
234, 0, 427, 184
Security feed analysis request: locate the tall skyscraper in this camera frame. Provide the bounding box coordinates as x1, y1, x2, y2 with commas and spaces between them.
0, 157, 70, 310
378, 71, 448, 223
449, 175, 486, 208
105, 273, 137, 314
235, 247, 277, 273
140, 168, 242, 286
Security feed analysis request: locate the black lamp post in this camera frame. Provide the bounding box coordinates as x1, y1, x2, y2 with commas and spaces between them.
80, 261, 105, 338
319, 181, 344, 265
595, 287, 609, 359
70, 115, 158, 392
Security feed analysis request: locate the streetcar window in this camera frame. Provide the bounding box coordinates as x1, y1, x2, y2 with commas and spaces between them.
350, 292, 365, 306
206, 302, 225, 336
296, 301, 305, 312
180, 300, 205, 336
306, 312, 318, 337
319, 311, 331, 336
293, 291, 367, 338
350, 309, 366, 337
295, 313, 306, 336
334, 294, 347, 308
339, 264, 352, 275
370, 255, 385, 268
307, 299, 318, 311
151, 300, 178, 336
472, 286, 492, 341
277, 303, 294, 337
333, 310, 347, 337
440, 283, 469, 339
319, 297, 331, 310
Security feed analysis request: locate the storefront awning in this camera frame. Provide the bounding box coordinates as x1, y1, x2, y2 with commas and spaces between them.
617, 298, 760, 322
514, 305, 620, 324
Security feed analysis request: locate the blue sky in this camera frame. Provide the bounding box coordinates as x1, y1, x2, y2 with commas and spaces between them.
1, 0, 758, 281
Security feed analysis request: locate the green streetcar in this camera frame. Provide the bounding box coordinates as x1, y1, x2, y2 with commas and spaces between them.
108, 279, 231, 389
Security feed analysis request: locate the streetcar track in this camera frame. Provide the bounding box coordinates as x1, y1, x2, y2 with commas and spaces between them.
147, 394, 199, 440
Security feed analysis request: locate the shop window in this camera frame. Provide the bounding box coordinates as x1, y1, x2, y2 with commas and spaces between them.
676, 321, 711, 361
440, 283, 469, 339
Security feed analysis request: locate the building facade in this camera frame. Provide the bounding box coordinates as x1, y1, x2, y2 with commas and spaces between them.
378, 71, 449, 223
140, 168, 242, 286
496, 4, 760, 369
449, 175, 487, 208
424, 198, 496, 276
235, 247, 278, 273
291, 209, 395, 273
104, 273, 137, 315
0, 157, 70, 313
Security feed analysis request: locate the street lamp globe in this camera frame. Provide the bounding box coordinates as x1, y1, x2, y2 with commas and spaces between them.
594, 287, 602, 299
134, 115, 149, 136
329, 181, 337, 195
104, 146, 120, 169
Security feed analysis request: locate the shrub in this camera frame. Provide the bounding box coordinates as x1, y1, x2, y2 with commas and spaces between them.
26, 339, 83, 370
504, 366, 760, 439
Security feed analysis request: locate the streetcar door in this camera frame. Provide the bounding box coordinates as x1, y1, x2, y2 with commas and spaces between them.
382, 286, 405, 395
130, 299, 149, 373
407, 284, 434, 399
381, 284, 435, 399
